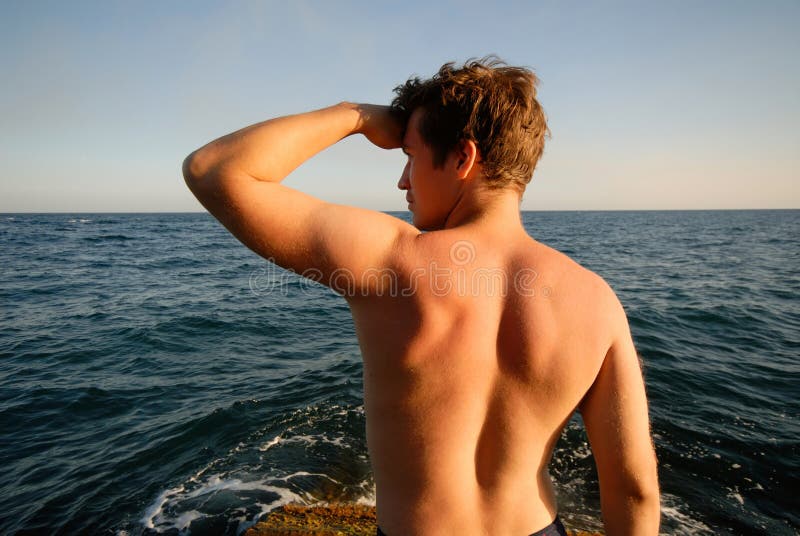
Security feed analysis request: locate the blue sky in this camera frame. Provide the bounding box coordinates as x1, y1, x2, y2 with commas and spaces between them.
1, 0, 797, 211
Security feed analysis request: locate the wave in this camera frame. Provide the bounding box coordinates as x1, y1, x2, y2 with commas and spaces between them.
132, 402, 371, 535
82, 234, 136, 242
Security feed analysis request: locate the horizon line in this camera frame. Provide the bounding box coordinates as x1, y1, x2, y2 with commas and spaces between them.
1, 207, 799, 215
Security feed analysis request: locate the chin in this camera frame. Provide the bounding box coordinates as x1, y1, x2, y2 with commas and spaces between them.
413, 216, 443, 232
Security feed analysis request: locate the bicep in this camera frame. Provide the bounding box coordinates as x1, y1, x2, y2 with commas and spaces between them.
186, 170, 418, 292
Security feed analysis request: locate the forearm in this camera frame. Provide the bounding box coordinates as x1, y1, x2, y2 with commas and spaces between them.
184, 102, 361, 183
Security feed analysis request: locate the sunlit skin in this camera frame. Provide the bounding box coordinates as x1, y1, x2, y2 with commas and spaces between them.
183, 102, 660, 535
398, 109, 466, 231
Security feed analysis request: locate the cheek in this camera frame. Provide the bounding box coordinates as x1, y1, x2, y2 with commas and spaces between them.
409, 164, 429, 192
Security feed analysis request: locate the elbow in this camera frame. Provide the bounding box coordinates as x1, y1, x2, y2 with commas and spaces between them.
182, 150, 220, 209
182, 147, 241, 191
630, 483, 661, 534
608, 476, 659, 509
182, 141, 224, 182
182, 150, 247, 212
602, 463, 661, 519
629, 480, 660, 511
628, 458, 660, 506
626, 469, 661, 523
600, 477, 660, 535
182, 149, 220, 200
182, 150, 206, 186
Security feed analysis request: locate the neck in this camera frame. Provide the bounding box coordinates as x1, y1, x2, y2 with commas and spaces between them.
442, 184, 524, 234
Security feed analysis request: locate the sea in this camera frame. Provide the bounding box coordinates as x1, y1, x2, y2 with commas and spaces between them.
0, 210, 797, 535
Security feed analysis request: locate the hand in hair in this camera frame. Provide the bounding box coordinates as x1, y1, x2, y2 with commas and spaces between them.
352, 103, 404, 150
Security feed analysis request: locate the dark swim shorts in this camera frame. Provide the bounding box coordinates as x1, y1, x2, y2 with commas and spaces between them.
376, 515, 568, 536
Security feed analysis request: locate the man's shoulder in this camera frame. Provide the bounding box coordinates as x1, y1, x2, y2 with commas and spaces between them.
523, 238, 609, 284
522, 239, 622, 316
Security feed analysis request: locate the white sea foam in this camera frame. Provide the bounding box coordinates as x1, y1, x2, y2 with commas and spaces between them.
272, 470, 331, 482
660, 493, 714, 535
174, 510, 203, 530
259, 434, 283, 451
141, 402, 372, 533
258, 431, 346, 451
143, 473, 304, 533
353, 483, 376, 506
141, 484, 185, 529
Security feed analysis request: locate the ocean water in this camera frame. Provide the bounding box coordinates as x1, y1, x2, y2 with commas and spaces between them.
0, 210, 797, 535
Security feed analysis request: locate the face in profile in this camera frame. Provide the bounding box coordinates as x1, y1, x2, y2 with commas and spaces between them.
398, 109, 462, 231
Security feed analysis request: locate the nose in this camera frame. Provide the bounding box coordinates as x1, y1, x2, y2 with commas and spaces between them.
397, 162, 410, 191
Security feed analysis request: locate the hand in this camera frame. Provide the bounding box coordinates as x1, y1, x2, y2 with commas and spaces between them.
352, 103, 404, 150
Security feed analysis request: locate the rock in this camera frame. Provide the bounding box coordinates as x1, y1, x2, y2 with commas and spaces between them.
245, 503, 603, 535
245, 503, 377, 535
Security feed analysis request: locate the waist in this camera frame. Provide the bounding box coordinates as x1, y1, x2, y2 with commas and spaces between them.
373, 484, 559, 536
376, 515, 568, 536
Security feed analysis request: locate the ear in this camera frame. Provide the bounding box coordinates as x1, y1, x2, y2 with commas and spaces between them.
453, 139, 479, 180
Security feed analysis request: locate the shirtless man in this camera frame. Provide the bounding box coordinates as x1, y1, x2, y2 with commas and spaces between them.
183, 58, 660, 535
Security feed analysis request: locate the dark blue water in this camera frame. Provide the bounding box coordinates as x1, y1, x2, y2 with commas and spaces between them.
1, 211, 797, 535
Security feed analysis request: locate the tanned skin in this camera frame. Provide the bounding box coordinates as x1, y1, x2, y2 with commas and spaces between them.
183, 102, 660, 535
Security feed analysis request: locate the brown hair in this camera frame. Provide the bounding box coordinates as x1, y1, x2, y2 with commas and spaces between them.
391, 56, 549, 193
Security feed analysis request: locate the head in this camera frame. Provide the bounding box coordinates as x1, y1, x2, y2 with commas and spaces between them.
396, 107, 476, 230
391, 56, 549, 229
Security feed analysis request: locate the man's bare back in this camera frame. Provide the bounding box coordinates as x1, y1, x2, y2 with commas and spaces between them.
184, 58, 659, 535
350, 225, 619, 535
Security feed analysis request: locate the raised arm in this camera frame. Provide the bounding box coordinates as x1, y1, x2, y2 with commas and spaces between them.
182, 102, 418, 294
579, 293, 660, 535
